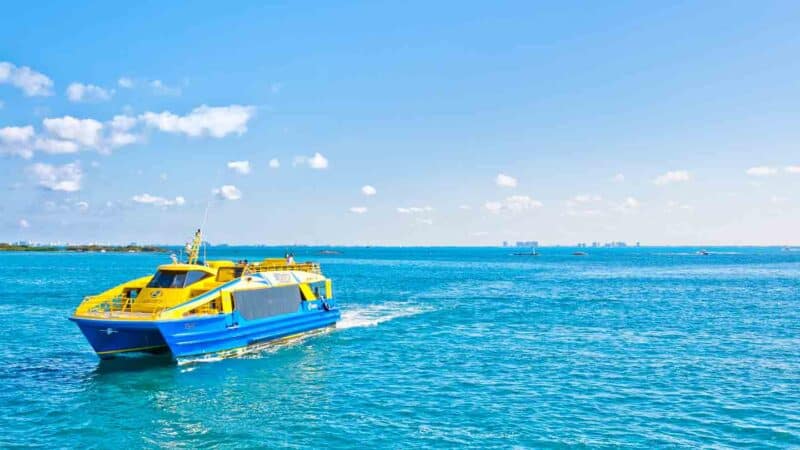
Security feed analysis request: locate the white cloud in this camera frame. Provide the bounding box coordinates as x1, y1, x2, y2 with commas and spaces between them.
106, 115, 140, 149
361, 185, 376, 196
459, 205, 472, 210
484, 195, 543, 213
43, 116, 103, 147
416, 218, 434, 225
149, 79, 182, 95
213, 185, 242, 200
34, 138, 79, 154
0, 125, 35, 158
309, 152, 328, 169
227, 160, 251, 175
28, 162, 83, 192
784, 166, 800, 174
269, 158, 280, 168
615, 196, 640, 212
75, 201, 89, 212
66, 83, 113, 102
140, 105, 255, 138
495, 173, 517, 188
18, 218, 29, 229
654, 170, 690, 185
397, 206, 434, 214
118, 77, 134, 88
0, 61, 53, 96
349, 206, 368, 214
745, 166, 778, 177
612, 173, 625, 182
293, 152, 329, 169
131, 193, 185, 207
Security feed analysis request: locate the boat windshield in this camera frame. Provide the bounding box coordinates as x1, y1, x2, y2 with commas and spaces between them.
147, 270, 210, 288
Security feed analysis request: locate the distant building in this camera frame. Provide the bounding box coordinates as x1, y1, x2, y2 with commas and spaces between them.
515, 241, 539, 248
502, 241, 509, 247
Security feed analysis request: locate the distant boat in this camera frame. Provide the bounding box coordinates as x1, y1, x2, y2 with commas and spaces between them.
573, 251, 587, 256
512, 247, 539, 256
318, 249, 342, 255
697, 249, 709, 256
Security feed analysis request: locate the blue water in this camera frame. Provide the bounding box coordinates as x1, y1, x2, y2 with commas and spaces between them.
1, 247, 799, 448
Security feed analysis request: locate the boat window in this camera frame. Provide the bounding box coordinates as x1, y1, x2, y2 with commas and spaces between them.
147, 270, 209, 288
184, 270, 211, 286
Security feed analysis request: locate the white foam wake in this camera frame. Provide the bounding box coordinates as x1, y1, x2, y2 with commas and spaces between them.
337, 302, 433, 330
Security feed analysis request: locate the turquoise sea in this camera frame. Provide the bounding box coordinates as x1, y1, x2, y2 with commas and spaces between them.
1, 247, 798, 448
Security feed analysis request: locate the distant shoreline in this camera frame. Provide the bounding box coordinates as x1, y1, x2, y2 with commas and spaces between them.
0, 244, 168, 253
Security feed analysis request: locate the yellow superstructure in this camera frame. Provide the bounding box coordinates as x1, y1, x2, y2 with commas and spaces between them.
74, 259, 329, 321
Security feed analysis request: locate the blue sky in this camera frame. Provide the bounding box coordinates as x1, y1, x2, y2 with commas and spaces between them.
1, 1, 799, 245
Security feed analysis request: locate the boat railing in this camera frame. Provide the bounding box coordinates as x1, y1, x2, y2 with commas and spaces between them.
245, 261, 321, 275
76, 294, 166, 318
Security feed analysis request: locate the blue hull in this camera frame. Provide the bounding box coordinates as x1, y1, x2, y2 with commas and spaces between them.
71, 300, 340, 360
157, 307, 341, 359
69, 317, 168, 358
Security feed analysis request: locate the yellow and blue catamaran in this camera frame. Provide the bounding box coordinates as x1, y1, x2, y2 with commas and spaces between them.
70, 230, 340, 360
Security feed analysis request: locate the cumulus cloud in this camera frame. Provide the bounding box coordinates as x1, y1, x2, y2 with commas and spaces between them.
132, 193, 185, 207
293, 152, 329, 169
269, 158, 280, 168
612, 173, 625, 182
34, 138, 79, 154
28, 162, 83, 192
213, 185, 242, 200
118, 77, 134, 88
397, 206, 434, 214
75, 201, 90, 212
0, 125, 35, 158
19, 218, 29, 228
140, 105, 255, 138
0, 61, 53, 96
349, 206, 368, 214
785, 166, 800, 174
495, 173, 518, 188
309, 152, 328, 169
484, 195, 542, 213
43, 116, 103, 147
361, 185, 376, 196
653, 170, 690, 185
416, 218, 434, 225
227, 160, 251, 175
745, 166, 778, 177
66, 83, 113, 102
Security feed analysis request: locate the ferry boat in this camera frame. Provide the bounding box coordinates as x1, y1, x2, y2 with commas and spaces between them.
69, 230, 340, 360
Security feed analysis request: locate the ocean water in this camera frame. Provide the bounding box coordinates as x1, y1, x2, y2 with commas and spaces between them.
1, 247, 799, 448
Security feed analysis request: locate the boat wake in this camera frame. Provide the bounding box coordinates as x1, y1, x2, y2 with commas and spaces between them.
337, 301, 434, 330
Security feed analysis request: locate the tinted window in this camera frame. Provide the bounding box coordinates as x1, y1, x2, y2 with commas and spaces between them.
147, 270, 189, 288
185, 270, 210, 286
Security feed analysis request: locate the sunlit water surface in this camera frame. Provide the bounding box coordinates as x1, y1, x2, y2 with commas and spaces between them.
1, 247, 798, 448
